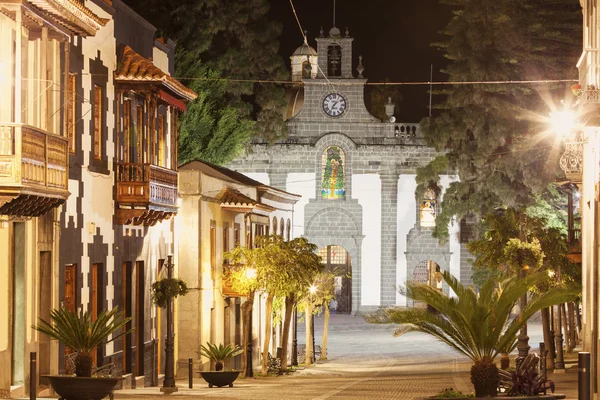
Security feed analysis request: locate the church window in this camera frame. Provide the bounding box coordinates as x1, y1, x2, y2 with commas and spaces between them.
322, 146, 345, 199
327, 44, 342, 77
420, 187, 438, 227
302, 60, 311, 79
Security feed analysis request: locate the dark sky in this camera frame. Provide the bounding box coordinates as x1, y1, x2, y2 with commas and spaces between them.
268, 0, 453, 122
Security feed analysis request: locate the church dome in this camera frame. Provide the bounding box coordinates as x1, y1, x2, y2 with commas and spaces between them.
292, 43, 317, 57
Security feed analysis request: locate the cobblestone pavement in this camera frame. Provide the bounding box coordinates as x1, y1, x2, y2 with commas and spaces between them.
112, 314, 580, 400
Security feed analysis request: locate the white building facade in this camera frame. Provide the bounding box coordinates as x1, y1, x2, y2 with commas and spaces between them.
228, 26, 473, 314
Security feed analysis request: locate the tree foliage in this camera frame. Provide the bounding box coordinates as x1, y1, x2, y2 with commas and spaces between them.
418, 0, 581, 239
124, 0, 288, 165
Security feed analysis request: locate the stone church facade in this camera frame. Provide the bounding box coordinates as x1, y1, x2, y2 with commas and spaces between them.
228, 26, 472, 313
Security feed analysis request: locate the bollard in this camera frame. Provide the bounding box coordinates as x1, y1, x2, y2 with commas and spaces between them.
579, 352, 591, 400
188, 358, 193, 389
30, 352, 36, 400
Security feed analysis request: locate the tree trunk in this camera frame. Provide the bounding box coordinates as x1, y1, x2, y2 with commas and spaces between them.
280, 295, 294, 370
575, 300, 582, 333
320, 304, 330, 360
567, 302, 577, 348
561, 303, 570, 352
261, 292, 275, 375
541, 308, 555, 370
305, 304, 313, 365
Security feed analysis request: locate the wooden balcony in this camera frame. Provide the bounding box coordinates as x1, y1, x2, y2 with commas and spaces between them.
222, 264, 245, 298
0, 123, 69, 216
116, 162, 178, 226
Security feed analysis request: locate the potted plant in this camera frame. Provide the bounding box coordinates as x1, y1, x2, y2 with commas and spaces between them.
367, 270, 579, 398
32, 307, 132, 400
151, 277, 188, 308
196, 342, 243, 387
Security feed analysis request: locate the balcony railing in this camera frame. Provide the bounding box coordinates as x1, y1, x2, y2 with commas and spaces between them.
117, 163, 178, 207
0, 123, 68, 216
577, 49, 600, 103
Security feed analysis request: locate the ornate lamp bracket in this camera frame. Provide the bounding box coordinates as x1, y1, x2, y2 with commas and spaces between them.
559, 131, 586, 183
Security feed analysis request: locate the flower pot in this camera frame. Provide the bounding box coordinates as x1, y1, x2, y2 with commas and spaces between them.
43, 375, 122, 400
198, 371, 241, 388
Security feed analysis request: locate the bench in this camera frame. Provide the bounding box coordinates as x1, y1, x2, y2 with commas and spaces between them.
267, 352, 282, 374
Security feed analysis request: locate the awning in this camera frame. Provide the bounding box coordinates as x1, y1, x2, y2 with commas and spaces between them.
159, 90, 187, 112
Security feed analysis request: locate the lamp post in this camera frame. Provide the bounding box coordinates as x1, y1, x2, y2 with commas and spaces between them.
245, 268, 257, 378
160, 255, 177, 393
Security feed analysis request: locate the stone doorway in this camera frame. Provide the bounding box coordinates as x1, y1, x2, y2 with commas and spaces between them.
317, 245, 352, 314
412, 260, 442, 308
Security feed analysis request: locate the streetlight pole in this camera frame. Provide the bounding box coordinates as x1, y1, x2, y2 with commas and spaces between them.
160, 255, 177, 393
245, 290, 254, 378
515, 216, 530, 369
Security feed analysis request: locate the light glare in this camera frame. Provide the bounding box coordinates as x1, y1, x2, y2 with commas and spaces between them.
550, 110, 577, 137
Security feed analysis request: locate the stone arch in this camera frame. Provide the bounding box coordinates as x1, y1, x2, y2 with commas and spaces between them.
304, 207, 363, 314
314, 133, 357, 199
405, 228, 452, 306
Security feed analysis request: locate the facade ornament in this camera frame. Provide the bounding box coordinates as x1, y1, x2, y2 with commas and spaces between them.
357, 55, 364, 78
559, 131, 585, 184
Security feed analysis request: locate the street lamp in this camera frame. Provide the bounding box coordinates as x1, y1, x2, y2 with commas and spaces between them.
160, 255, 177, 393
292, 300, 298, 367
245, 268, 257, 378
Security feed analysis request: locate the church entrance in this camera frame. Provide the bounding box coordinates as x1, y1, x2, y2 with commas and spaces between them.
412, 260, 442, 308
317, 245, 352, 314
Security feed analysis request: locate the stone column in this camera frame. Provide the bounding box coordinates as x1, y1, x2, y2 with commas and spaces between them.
380, 172, 399, 307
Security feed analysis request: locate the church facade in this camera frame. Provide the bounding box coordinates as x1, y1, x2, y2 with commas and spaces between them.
228, 27, 473, 313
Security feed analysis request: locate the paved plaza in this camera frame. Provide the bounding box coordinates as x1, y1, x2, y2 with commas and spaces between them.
112, 314, 580, 400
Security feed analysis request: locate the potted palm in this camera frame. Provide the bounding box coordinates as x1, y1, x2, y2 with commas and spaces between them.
368, 270, 578, 399
32, 307, 132, 400
197, 342, 243, 387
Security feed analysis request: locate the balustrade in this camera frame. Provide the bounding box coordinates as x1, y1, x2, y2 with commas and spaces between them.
116, 162, 177, 208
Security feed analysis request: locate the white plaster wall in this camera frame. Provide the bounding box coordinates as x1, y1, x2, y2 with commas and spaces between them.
396, 175, 417, 306
244, 173, 269, 186
286, 173, 316, 238
440, 175, 460, 297
352, 174, 381, 306
152, 47, 169, 75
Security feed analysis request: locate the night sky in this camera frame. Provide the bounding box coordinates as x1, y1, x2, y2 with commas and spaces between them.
268, 0, 452, 122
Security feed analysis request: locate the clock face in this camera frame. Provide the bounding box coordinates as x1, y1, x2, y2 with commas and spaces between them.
322, 93, 347, 117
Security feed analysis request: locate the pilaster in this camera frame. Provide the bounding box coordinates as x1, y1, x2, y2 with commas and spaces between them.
380, 172, 399, 306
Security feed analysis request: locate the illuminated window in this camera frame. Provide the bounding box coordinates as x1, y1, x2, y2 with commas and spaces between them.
321, 146, 345, 199
93, 85, 102, 160
158, 114, 165, 167
123, 99, 131, 162
317, 245, 348, 265
136, 105, 143, 163
327, 44, 342, 77
420, 187, 437, 227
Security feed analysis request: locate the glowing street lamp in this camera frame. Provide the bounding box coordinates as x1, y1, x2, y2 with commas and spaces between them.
550, 107, 584, 183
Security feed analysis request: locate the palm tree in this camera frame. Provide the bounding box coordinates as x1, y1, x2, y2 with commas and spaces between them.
197, 343, 243, 371
32, 307, 132, 377
379, 271, 579, 397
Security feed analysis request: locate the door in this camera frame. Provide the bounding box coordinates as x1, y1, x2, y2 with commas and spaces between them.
64, 264, 77, 371
135, 261, 145, 376
122, 262, 133, 374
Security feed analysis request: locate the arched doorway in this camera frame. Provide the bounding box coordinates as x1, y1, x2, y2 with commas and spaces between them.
411, 260, 442, 308
317, 245, 352, 314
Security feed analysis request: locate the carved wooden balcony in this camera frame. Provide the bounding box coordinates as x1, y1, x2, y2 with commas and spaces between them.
0, 123, 69, 216
221, 264, 245, 298
567, 228, 582, 263
116, 162, 178, 226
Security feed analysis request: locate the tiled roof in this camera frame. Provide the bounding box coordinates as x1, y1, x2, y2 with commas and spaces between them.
28, 0, 108, 36
217, 188, 275, 212
115, 45, 197, 101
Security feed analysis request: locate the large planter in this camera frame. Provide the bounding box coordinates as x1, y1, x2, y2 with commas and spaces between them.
44, 375, 122, 400
198, 371, 241, 388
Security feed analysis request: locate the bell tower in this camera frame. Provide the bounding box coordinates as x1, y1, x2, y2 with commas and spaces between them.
316, 26, 354, 79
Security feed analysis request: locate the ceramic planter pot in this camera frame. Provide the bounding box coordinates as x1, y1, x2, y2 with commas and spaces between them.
43, 375, 122, 400
198, 371, 241, 388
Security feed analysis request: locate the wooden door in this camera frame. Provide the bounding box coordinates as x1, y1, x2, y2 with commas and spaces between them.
64, 265, 76, 371
135, 261, 145, 376
122, 262, 133, 374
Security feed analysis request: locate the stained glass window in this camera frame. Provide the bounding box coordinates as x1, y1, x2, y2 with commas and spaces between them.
420, 187, 437, 227
322, 146, 345, 199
